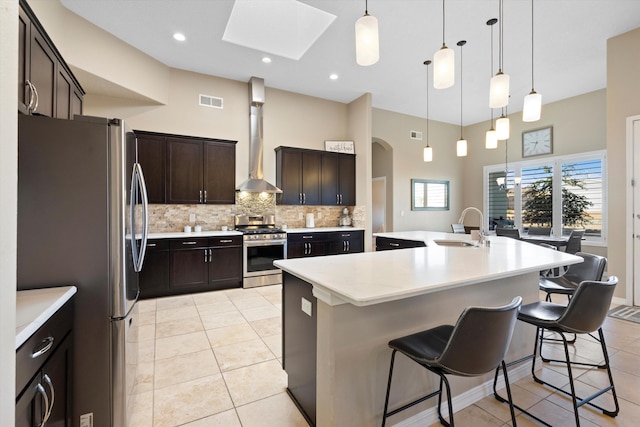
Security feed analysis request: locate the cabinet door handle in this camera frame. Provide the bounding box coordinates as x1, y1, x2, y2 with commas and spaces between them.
43, 374, 55, 425
337, 194, 340, 205
390, 243, 400, 247
182, 241, 198, 245
208, 248, 212, 263
147, 243, 157, 248
26, 80, 35, 112
347, 241, 350, 251
340, 194, 343, 204
35, 383, 49, 427
199, 190, 203, 203
31, 337, 54, 359
299, 193, 302, 204
204, 190, 207, 203
343, 241, 346, 252
302, 193, 306, 204
219, 239, 233, 243
302, 236, 313, 239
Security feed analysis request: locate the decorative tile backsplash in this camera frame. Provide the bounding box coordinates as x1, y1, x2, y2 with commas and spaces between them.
148, 192, 365, 232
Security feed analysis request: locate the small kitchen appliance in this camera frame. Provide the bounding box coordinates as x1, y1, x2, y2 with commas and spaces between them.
306, 213, 315, 228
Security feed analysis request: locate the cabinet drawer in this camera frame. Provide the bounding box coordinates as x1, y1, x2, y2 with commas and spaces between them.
209, 236, 242, 247
287, 233, 329, 243
169, 238, 209, 250
16, 298, 73, 396
145, 239, 170, 251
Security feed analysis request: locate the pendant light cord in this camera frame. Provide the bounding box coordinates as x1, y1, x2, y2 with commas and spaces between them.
499, 0, 504, 72
365, 0, 368, 15
460, 43, 463, 139
426, 62, 430, 146
442, 0, 446, 47
531, 0, 535, 90
490, 20, 495, 125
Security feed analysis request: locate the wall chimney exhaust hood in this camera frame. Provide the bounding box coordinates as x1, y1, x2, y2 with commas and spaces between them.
237, 77, 282, 193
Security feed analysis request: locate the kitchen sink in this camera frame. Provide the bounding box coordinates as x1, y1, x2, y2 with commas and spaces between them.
432, 239, 477, 247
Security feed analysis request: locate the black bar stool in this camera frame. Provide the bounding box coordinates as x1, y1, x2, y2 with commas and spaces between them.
382, 296, 522, 427
494, 277, 619, 427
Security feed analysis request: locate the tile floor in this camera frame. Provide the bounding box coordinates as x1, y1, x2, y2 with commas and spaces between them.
129, 287, 640, 426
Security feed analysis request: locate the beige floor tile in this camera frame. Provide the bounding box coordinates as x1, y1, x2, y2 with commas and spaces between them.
526, 398, 599, 426
200, 309, 247, 330
180, 409, 242, 426
622, 337, 640, 356
128, 390, 154, 427
138, 310, 156, 326
250, 317, 282, 338
589, 397, 640, 427
235, 392, 308, 427
610, 350, 640, 376
137, 299, 156, 313
154, 348, 220, 390
214, 338, 275, 371
155, 331, 211, 360
579, 366, 639, 406
138, 323, 156, 342
153, 374, 233, 427
263, 333, 282, 358
138, 339, 155, 364
223, 359, 287, 406
262, 294, 282, 307
195, 299, 238, 316
474, 393, 522, 423
239, 304, 281, 322
205, 323, 259, 348
428, 404, 503, 427
254, 284, 281, 297
225, 288, 260, 300
155, 315, 203, 339
231, 295, 272, 310
192, 290, 231, 305
155, 294, 194, 310
132, 361, 154, 394
155, 305, 200, 323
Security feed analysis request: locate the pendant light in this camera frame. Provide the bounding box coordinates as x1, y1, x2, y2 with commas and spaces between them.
485, 18, 498, 149
496, 107, 510, 140
523, 0, 542, 121
434, 0, 454, 89
355, 0, 379, 66
456, 40, 467, 157
423, 60, 433, 162
489, 0, 509, 108
496, 139, 520, 191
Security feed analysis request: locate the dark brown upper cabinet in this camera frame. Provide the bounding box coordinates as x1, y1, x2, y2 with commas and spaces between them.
136, 131, 236, 205
276, 146, 355, 206
18, 0, 84, 119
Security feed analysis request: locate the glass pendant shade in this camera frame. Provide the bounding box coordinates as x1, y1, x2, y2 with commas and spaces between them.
496, 116, 510, 140
355, 14, 379, 66
489, 72, 510, 108
485, 129, 498, 149
514, 176, 521, 186
456, 139, 467, 157
522, 91, 542, 122
434, 47, 455, 89
496, 176, 506, 188
423, 145, 433, 162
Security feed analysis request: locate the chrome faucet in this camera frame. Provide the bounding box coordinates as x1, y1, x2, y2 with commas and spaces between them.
458, 207, 485, 243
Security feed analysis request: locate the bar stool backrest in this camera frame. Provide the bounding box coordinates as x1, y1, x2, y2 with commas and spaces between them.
563, 252, 606, 284
557, 276, 618, 334
496, 227, 521, 239
564, 229, 585, 254
436, 296, 522, 377
527, 227, 551, 235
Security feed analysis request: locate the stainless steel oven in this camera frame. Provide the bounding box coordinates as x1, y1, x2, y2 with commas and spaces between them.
236, 215, 287, 288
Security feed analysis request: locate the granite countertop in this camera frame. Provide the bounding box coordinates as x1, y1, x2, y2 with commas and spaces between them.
275, 231, 582, 307
16, 286, 77, 349
284, 226, 365, 233
148, 230, 242, 239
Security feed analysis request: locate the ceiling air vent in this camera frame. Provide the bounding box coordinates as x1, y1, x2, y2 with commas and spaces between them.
199, 94, 223, 109
410, 130, 423, 140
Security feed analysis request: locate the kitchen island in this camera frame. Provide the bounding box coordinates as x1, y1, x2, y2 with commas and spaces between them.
274, 231, 582, 426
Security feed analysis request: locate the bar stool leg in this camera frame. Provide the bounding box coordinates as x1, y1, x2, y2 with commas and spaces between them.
436, 374, 454, 427
381, 350, 397, 427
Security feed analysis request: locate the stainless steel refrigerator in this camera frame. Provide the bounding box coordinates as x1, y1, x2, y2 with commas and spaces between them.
17, 114, 149, 427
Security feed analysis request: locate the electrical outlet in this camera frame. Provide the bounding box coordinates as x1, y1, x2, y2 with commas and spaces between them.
301, 297, 312, 316
317, 212, 322, 219
80, 413, 93, 427
298, 212, 303, 219
189, 213, 196, 222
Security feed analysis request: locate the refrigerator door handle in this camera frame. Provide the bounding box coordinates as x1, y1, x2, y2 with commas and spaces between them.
131, 163, 149, 272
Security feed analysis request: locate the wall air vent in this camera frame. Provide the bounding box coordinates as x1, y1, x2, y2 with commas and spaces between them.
199, 94, 223, 109
410, 130, 423, 140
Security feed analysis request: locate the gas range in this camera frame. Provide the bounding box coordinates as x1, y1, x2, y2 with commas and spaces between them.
234, 215, 286, 240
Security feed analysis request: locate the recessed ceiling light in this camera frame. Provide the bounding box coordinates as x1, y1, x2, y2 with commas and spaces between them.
329, 74, 339, 80
173, 33, 186, 41
262, 57, 272, 64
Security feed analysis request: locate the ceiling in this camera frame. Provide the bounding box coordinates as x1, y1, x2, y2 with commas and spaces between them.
59, 0, 640, 126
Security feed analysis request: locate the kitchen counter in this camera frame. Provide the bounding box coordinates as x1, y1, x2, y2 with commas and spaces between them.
276, 231, 583, 426
16, 286, 77, 349
148, 230, 242, 239
276, 231, 581, 306
284, 226, 365, 233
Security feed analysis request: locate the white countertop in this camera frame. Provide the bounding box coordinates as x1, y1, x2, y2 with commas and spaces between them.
148, 230, 242, 239
16, 286, 77, 349
275, 231, 582, 307
284, 227, 365, 233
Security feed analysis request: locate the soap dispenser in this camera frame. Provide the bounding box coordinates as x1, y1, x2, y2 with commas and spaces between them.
339, 208, 352, 226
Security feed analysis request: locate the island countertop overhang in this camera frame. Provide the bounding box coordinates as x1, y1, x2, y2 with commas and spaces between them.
274, 232, 582, 307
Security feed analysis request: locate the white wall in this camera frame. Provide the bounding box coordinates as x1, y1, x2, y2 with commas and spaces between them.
0, 1, 18, 424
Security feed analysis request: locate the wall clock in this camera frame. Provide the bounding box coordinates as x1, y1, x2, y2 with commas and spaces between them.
522, 126, 553, 157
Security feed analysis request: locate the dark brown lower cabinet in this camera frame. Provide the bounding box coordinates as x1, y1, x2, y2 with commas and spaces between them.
140, 236, 242, 298
287, 230, 364, 259
16, 299, 73, 427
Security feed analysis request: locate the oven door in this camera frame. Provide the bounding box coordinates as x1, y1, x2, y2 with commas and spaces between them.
243, 239, 287, 278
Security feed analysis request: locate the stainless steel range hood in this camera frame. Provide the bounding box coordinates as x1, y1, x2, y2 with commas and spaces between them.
237, 77, 282, 193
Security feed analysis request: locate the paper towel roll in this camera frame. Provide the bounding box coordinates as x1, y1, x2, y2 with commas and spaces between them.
306, 213, 315, 228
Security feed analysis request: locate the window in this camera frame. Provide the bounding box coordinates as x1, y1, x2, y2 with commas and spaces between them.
484, 150, 606, 245
411, 179, 449, 211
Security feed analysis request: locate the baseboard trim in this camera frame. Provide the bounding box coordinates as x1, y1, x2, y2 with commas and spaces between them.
392, 360, 532, 427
